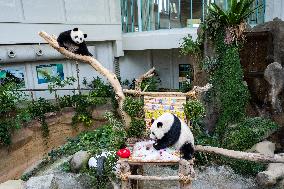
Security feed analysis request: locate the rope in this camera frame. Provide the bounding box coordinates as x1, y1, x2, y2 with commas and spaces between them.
178, 173, 194, 184
120, 172, 131, 181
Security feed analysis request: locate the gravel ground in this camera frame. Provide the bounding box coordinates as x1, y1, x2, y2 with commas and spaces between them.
142, 165, 258, 189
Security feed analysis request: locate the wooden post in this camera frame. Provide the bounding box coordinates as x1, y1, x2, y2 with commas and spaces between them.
178, 159, 195, 189
116, 160, 131, 189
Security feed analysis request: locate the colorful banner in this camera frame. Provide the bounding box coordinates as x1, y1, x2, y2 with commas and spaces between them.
36, 64, 64, 84
144, 95, 187, 128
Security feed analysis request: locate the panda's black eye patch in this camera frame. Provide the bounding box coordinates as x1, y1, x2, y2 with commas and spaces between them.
157, 122, 163, 128
151, 119, 155, 124
75, 36, 78, 39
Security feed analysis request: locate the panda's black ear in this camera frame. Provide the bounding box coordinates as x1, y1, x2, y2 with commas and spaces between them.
151, 119, 155, 124
73, 28, 79, 31
157, 122, 163, 128
84, 34, 87, 38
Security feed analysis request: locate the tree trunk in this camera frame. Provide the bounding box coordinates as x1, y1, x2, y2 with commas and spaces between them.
38, 31, 131, 128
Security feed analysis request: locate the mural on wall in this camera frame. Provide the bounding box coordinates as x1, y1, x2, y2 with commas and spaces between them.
36, 64, 64, 84
0, 67, 25, 87
144, 95, 187, 128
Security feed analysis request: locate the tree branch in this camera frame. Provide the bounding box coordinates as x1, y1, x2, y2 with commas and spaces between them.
196, 145, 284, 163
134, 67, 156, 91
38, 31, 131, 128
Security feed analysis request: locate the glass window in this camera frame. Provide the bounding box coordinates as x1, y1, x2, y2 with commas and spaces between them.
121, 0, 139, 32
179, 64, 193, 89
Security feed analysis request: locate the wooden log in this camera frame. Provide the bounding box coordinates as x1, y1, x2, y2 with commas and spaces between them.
196, 145, 284, 163
116, 160, 131, 189
128, 175, 180, 181
179, 159, 195, 189
123, 90, 197, 98
38, 31, 131, 128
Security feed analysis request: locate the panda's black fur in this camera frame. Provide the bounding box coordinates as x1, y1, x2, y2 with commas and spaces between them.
150, 113, 195, 160
57, 28, 93, 56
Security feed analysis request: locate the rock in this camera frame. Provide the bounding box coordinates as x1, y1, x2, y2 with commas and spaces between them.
248, 141, 275, 156
70, 151, 90, 173
25, 174, 55, 189
25, 173, 85, 189
0, 180, 24, 189
257, 163, 284, 186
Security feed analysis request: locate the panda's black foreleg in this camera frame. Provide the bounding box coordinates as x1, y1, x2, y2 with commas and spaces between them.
180, 142, 195, 160
153, 136, 176, 150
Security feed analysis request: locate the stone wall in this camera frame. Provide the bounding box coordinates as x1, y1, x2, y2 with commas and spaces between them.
0, 105, 110, 183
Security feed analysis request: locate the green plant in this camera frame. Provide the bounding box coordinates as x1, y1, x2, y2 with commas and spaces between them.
179, 80, 193, 93
89, 77, 112, 97
46, 112, 126, 188
28, 98, 59, 137
223, 117, 279, 150
208, 0, 261, 27
0, 80, 29, 145
179, 35, 202, 56
127, 118, 146, 138
184, 100, 205, 122
140, 76, 160, 92
212, 32, 250, 138
123, 97, 144, 118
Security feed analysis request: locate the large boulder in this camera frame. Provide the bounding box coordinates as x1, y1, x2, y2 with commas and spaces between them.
70, 151, 90, 173
248, 141, 275, 156
25, 173, 86, 189
25, 174, 55, 189
0, 180, 24, 189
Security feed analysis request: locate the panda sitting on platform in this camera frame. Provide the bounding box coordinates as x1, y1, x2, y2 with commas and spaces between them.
57, 28, 93, 56
150, 113, 195, 160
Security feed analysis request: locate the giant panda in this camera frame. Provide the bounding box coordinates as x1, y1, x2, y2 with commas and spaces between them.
150, 112, 195, 160
57, 28, 93, 56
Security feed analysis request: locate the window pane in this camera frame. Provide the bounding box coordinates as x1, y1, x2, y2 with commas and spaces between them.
121, 0, 139, 33
158, 0, 170, 29
180, 0, 190, 27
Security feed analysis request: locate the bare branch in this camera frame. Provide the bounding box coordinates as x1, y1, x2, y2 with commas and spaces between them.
196, 145, 284, 163
39, 31, 131, 128
135, 67, 155, 91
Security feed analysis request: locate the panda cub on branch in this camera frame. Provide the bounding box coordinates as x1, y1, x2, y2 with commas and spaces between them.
150, 113, 195, 160
57, 28, 93, 56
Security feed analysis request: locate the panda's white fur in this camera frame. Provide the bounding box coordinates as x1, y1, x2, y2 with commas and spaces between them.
150, 112, 195, 160
70, 29, 86, 44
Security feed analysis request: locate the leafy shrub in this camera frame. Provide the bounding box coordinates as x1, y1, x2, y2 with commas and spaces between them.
179, 81, 192, 93
28, 98, 59, 137
45, 112, 126, 188
89, 77, 112, 97
223, 117, 279, 151
141, 76, 161, 92
123, 97, 144, 118
179, 35, 202, 56
184, 100, 205, 121
0, 81, 29, 145
127, 118, 146, 138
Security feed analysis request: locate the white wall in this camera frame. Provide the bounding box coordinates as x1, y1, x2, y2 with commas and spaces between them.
265, 0, 284, 21
0, 0, 122, 44
119, 50, 152, 82
119, 49, 191, 89
0, 42, 114, 99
